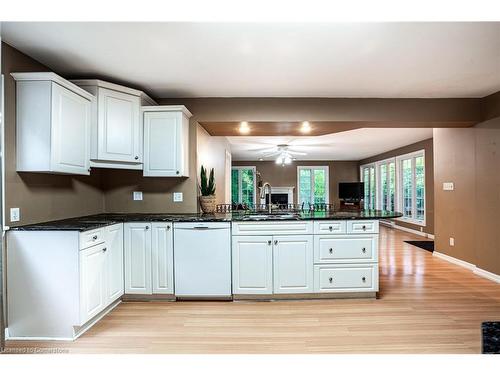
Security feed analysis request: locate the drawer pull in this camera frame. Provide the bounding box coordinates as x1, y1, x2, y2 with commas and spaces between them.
329, 277, 333, 283
145, 226, 150, 230
268, 240, 272, 246
92, 235, 98, 240
362, 247, 366, 253
329, 226, 333, 231
102, 247, 107, 252
362, 277, 366, 283
167, 225, 171, 230
362, 225, 367, 230
274, 240, 278, 245
329, 248, 333, 254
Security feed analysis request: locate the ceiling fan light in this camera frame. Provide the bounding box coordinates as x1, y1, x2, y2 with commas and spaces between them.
276, 155, 283, 164
284, 155, 292, 164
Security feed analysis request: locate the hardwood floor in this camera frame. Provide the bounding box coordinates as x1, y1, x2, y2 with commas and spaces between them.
5, 227, 500, 354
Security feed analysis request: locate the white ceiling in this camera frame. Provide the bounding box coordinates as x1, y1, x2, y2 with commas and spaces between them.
2, 22, 500, 98
227, 128, 433, 161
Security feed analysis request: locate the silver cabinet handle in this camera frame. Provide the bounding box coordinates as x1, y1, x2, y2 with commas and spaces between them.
92, 235, 98, 240
362, 225, 367, 230
362, 277, 366, 283
268, 240, 272, 246
329, 277, 333, 283
274, 240, 278, 245
167, 225, 171, 230
134, 156, 139, 160
102, 247, 107, 252
145, 226, 149, 230
362, 247, 366, 253
176, 171, 180, 175
329, 226, 333, 231
329, 248, 333, 254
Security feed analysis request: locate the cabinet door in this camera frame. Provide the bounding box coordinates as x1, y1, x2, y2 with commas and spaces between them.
232, 236, 273, 294
124, 223, 152, 294
79, 243, 107, 325
106, 224, 124, 302
273, 235, 313, 294
50, 82, 91, 175
151, 223, 174, 294
143, 111, 184, 177
98, 87, 141, 163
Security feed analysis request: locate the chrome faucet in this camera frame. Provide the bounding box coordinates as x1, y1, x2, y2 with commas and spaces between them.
260, 182, 272, 213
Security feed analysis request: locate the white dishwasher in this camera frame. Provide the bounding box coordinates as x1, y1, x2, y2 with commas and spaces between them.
173, 222, 232, 298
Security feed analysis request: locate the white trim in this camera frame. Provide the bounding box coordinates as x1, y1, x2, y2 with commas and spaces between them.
297, 165, 329, 205
11, 72, 95, 101
433, 251, 476, 271
433, 251, 500, 284
142, 105, 192, 117
474, 267, 500, 284
396, 149, 426, 225
392, 222, 433, 238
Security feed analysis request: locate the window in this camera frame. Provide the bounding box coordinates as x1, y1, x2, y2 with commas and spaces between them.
361, 165, 376, 209
297, 166, 329, 206
396, 151, 425, 224
378, 160, 396, 211
360, 150, 425, 225
231, 166, 256, 205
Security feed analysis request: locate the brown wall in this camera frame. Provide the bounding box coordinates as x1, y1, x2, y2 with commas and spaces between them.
101, 119, 199, 214
2, 42, 105, 226
232, 160, 359, 208
434, 117, 500, 275
358, 138, 434, 234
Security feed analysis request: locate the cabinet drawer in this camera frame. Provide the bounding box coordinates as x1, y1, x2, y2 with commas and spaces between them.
347, 220, 378, 234
79, 227, 105, 249
314, 264, 378, 292
313, 221, 346, 235
314, 236, 377, 263
232, 221, 313, 236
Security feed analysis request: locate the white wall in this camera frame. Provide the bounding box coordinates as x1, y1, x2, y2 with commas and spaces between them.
196, 125, 232, 205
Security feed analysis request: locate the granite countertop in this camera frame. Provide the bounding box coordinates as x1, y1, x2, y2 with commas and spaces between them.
10, 210, 403, 232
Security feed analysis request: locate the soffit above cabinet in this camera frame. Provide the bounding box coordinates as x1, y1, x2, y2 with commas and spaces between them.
71, 79, 157, 105
12, 72, 95, 101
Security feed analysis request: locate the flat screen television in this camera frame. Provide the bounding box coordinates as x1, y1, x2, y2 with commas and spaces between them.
339, 182, 364, 202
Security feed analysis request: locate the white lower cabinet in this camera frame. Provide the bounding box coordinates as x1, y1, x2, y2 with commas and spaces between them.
232, 236, 273, 294
79, 243, 107, 325
151, 223, 174, 294
106, 224, 124, 301
273, 235, 313, 294
124, 222, 174, 295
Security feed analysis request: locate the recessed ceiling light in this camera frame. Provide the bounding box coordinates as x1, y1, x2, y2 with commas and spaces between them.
258, 158, 263, 161
239, 121, 250, 134
301, 121, 311, 133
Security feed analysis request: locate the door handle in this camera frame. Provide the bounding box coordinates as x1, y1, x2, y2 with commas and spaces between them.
268, 240, 272, 246
274, 240, 278, 245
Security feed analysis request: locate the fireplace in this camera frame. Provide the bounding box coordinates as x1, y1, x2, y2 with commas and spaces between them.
260, 186, 294, 205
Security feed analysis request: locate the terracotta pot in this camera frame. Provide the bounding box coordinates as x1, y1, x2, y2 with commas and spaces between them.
200, 195, 216, 213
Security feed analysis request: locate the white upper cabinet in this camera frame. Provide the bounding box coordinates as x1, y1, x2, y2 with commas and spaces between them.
142, 106, 192, 177
71, 79, 157, 170
13, 72, 93, 175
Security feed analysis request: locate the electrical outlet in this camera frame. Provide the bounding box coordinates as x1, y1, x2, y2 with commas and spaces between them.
133, 191, 143, 201
443, 182, 454, 191
10, 207, 20, 222
173, 192, 183, 202
449, 237, 455, 246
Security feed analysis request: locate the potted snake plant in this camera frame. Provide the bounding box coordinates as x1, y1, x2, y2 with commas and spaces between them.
199, 165, 216, 213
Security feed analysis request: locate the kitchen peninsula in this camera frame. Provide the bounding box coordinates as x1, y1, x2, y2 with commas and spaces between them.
6, 210, 401, 340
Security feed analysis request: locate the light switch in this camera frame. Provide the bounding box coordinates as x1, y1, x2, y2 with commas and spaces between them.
10, 208, 20, 222
173, 192, 183, 202
133, 191, 143, 201
443, 182, 454, 191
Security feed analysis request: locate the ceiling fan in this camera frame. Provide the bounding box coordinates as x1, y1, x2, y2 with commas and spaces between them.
260, 144, 307, 165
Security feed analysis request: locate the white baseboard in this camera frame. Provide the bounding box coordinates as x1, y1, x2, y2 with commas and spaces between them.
433, 251, 476, 271
474, 267, 500, 284
433, 251, 500, 283
391, 222, 434, 239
